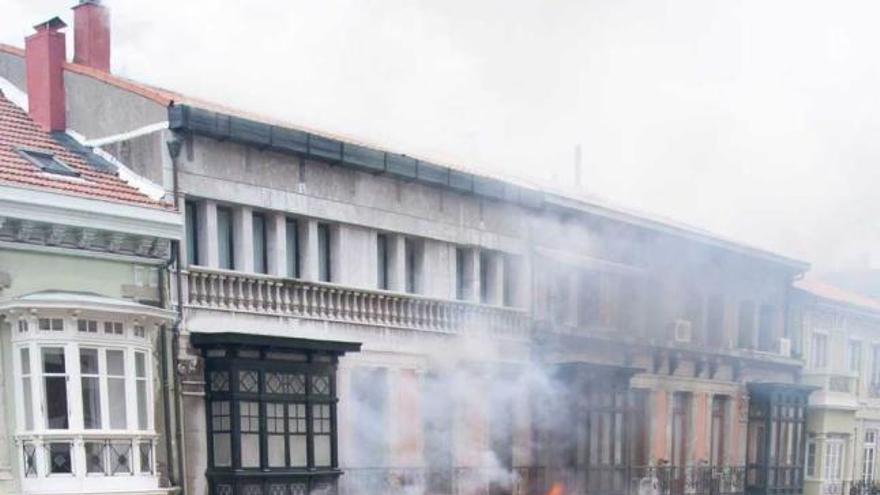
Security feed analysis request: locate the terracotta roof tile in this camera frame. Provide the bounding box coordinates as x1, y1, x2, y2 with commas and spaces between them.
795, 278, 880, 314
0, 89, 169, 209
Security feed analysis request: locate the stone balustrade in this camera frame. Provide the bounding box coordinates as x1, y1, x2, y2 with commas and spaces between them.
183, 267, 530, 337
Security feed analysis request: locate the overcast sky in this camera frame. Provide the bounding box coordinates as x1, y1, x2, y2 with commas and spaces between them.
4, 0, 879, 271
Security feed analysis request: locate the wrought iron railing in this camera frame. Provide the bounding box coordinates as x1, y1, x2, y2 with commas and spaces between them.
337, 465, 746, 495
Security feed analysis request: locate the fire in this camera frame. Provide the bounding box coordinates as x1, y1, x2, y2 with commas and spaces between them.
545, 482, 565, 495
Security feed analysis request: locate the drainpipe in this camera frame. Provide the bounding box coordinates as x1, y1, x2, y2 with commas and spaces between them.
157, 266, 177, 489
166, 131, 187, 495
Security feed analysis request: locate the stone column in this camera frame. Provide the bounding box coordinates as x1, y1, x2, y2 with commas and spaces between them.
233, 206, 254, 273
197, 200, 218, 268
299, 219, 319, 281
266, 212, 287, 277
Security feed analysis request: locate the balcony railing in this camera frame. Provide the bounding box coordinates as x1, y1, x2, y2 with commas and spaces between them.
802, 371, 858, 395
183, 267, 530, 337
336, 465, 746, 495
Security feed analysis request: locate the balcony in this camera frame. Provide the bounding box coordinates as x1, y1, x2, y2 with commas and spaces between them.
183, 267, 530, 337
802, 371, 859, 408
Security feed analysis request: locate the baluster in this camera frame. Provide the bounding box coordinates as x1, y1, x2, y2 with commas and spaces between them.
215, 274, 226, 308
198, 272, 208, 306
186, 272, 196, 306
340, 290, 350, 320
317, 287, 326, 318
279, 282, 289, 313
377, 295, 385, 324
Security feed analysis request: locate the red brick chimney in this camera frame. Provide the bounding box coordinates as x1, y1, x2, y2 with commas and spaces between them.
25, 17, 67, 132
72, 0, 110, 72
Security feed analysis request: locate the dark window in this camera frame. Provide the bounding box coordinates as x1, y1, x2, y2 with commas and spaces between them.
711, 396, 727, 466
456, 247, 468, 300
671, 392, 690, 468
202, 347, 340, 484
18, 148, 79, 177
217, 207, 235, 270
42, 347, 68, 429
738, 301, 755, 349
317, 223, 332, 282
286, 218, 299, 278
405, 238, 420, 294
746, 384, 810, 494
377, 234, 389, 290
185, 201, 199, 265
252, 212, 267, 274
479, 251, 491, 303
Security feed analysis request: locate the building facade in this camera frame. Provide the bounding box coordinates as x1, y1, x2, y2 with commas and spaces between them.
0, 3, 824, 495
794, 280, 880, 495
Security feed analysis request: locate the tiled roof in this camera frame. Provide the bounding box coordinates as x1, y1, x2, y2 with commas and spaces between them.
795, 278, 880, 314
0, 89, 169, 208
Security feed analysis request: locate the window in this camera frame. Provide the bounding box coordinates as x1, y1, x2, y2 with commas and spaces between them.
711, 396, 727, 466
80, 348, 102, 429
405, 238, 421, 294
18, 319, 28, 333
103, 321, 123, 335
377, 233, 389, 290
811, 332, 829, 369
18, 148, 79, 177
738, 301, 755, 348
849, 340, 863, 373
806, 436, 817, 478
671, 393, 691, 467
455, 247, 469, 301
39, 318, 63, 331
198, 339, 349, 494
252, 212, 267, 274
706, 295, 725, 347
217, 206, 235, 270
479, 250, 491, 303
42, 347, 68, 429
107, 350, 128, 429
20, 348, 33, 430
317, 223, 332, 282
77, 319, 98, 333
502, 254, 518, 307
825, 437, 845, 481
135, 352, 149, 430
286, 218, 299, 278
865, 429, 878, 482
758, 304, 776, 351
186, 200, 199, 265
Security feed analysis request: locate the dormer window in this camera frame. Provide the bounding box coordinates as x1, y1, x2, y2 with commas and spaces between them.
17, 148, 79, 177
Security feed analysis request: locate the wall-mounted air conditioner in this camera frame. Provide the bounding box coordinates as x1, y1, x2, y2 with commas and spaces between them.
673, 319, 692, 343
778, 337, 792, 358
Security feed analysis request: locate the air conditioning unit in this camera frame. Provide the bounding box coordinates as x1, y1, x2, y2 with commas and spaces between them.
673, 319, 692, 343
778, 338, 792, 358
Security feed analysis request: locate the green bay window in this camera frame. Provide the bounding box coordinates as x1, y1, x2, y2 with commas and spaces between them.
193, 332, 360, 495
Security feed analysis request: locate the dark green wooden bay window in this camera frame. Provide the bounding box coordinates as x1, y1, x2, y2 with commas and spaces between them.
192, 333, 360, 495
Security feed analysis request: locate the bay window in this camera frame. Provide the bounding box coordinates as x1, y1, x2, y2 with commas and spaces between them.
193, 332, 360, 495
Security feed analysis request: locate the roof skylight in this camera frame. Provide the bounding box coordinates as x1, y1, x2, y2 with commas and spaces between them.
17, 148, 79, 177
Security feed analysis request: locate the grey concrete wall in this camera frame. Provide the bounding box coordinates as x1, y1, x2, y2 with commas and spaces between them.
64, 71, 168, 139
0, 51, 26, 92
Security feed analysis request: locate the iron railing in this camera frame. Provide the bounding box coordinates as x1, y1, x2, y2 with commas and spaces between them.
337, 465, 747, 495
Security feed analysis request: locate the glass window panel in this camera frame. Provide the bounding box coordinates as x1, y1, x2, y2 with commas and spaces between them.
42, 347, 65, 373
286, 218, 299, 278
314, 435, 331, 467
377, 233, 389, 290
110, 441, 132, 475
213, 433, 231, 467
20, 348, 33, 430
240, 401, 261, 468
42, 347, 68, 429
290, 435, 307, 467
80, 348, 99, 374
82, 376, 102, 429
239, 370, 259, 393
48, 442, 72, 473
109, 378, 127, 429
186, 201, 199, 265
241, 434, 260, 468
136, 380, 148, 430
139, 442, 153, 474
217, 207, 235, 270
210, 371, 230, 392
268, 435, 285, 468
85, 441, 106, 474
107, 350, 125, 375
135, 352, 146, 378
318, 223, 331, 282
253, 212, 267, 274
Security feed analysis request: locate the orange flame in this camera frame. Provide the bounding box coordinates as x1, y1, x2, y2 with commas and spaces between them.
545, 482, 565, 495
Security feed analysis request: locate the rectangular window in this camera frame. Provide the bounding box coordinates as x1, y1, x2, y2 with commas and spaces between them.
313, 404, 332, 467
806, 436, 817, 478
107, 349, 128, 429
825, 437, 845, 481
20, 348, 33, 430
240, 401, 261, 468
289, 403, 308, 467
286, 218, 299, 278
502, 254, 517, 307
135, 352, 148, 430
252, 212, 267, 274
138, 441, 153, 474
377, 233, 389, 290
217, 206, 235, 270
479, 251, 490, 303
211, 401, 232, 467
317, 223, 331, 282
47, 442, 72, 474
456, 247, 468, 301
80, 348, 102, 429
186, 200, 199, 265
758, 304, 775, 351
849, 340, 863, 373
39, 318, 63, 331
865, 429, 878, 482
405, 238, 421, 294
737, 301, 755, 348
42, 347, 68, 429
710, 396, 727, 466
77, 319, 98, 333
103, 321, 123, 335
811, 333, 829, 369
671, 393, 691, 467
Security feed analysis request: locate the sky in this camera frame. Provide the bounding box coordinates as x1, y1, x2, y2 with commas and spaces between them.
3, 0, 879, 271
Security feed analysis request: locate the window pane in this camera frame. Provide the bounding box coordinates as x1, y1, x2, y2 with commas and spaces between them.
186, 201, 199, 265
377, 234, 388, 290
217, 207, 234, 270
109, 377, 127, 429
268, 435, 285, 468
286, 218, 299, 278
253, 213, 267, 274
313, 404, 332, 467
135, 352, 146, 378
318, 223, 331, 282
85, 441, 106, 474
290, 435, 307, 467
109, 441, 132, 475
42, 347, 65, 373
314, 435, 331, 467
22, 376, 33, 430
80, 348, 99, 374
240, 401, 261, 468
82, 376, 102, 429
48, 442, 72, 473
213, 433, 231, 467
107, 350, 125, 375
136, 380, 148, 430
42, 348, 68, 429
139, 442, 153, 473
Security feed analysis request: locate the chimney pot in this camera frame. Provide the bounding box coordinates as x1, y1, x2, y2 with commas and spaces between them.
25, 18, 67, 132
73, 0, 110, 72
